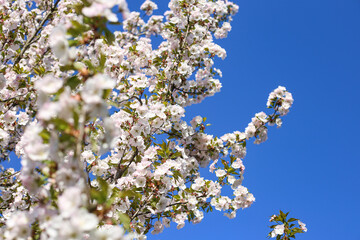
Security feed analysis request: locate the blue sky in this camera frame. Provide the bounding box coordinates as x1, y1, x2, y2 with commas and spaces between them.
123, 0, 360, 239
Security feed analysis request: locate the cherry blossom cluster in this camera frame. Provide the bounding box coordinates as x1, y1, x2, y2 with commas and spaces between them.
268, 211, 307, 239
0, 0, 294, 239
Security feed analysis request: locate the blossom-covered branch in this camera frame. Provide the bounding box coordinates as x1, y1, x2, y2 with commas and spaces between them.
0, 0, 298, 239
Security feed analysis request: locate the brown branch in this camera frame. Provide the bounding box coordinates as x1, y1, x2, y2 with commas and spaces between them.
114, 148, 139, 181
0, 171, 20, 181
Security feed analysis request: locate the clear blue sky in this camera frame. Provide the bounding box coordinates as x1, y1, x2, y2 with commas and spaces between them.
124, 0, 360, 239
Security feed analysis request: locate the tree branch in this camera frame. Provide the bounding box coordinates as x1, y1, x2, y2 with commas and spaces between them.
114, 148, 139, 181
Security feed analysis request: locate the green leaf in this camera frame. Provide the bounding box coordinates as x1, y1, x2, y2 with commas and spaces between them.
171, 151, 182, 158
39, 129, 51, 143
97, 178, 109, 196
68, 20, 89, 37
118, 190, 141, 199
90, 188, 107, 204
83, 60, 95, 72
103, 89, 112, 99
288, 218, 298, 222
90, 178, 109, 204
68, 39, 79, 47
104, 28, 115, 44
65, 75, 82, 90
52, 118, 70, 132
279, 210, 288, 222
99, 53, 106, 71
60, 65, 75, 72
118, 213, 131, 230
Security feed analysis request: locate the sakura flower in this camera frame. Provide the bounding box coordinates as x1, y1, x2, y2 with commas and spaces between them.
298, 220, 307, 232
269, 214, 276, 222
0, 129, 10, 147
34, 74, 63, 94
215, 169, 226, 177
245, 122, 256, 138
17, 112, 29, 125
190, 115, 203, 128
191, 177, 205, 191
135, 176, 147, 188
81, 150, 96, 164
81, 74, 115, 104
151, 220, 164, 234
58, 187, 86, 217
4, 211, 31, 240
82, 0, 119, 22
224, 211, 236, 219
162, 218, 171, 228
270, 224, 285, 238
92, 225, 126, 240
37, 102, 59, 120
174, 213, 187, 230
141, 0, 158, 15
71, 209, 99, 232
156, 197, 170, 212
49, 26, 70, 64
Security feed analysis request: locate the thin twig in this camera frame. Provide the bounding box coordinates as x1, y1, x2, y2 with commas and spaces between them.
130, 193, 153, 221
114, 148, 139, 181
0, 171, 20, 181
